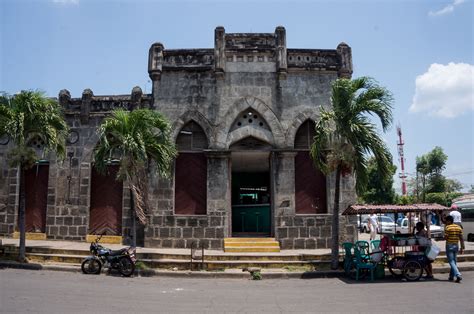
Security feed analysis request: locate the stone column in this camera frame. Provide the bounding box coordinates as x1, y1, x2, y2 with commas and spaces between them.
214, 26, 226, 79
275, 26, 287, 79
206, 151, 231, 241
272, 151, 296, 247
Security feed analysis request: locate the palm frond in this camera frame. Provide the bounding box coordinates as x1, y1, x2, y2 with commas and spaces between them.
311, 77, 394, 195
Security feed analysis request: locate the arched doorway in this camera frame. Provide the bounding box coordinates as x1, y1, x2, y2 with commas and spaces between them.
23, 163, 49, 233
294, 120, 327, 214
230, 137, 272, 237
174, 121, 208, 215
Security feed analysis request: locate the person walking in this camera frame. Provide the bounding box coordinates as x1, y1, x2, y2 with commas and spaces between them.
444, 215, 465, 283
368, 210, 379, 241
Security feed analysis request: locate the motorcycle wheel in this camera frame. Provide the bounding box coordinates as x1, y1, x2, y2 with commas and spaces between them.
118, 256, 135, 277
81, 259, 101, 275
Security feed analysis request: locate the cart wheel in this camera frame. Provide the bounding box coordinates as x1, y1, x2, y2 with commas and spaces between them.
388, 257, 404, 278
403, 261, 423, 281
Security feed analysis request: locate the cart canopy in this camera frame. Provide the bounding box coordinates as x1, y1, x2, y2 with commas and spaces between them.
342, 204, 448, 215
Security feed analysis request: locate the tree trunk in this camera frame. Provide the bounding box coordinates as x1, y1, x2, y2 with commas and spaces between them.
422, 174, 426, 203
18, 164, 26, 262
130, 189, 137, 247
330, 165, 342, 270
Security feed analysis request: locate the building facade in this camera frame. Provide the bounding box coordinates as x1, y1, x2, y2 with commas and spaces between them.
0, 26, 357, 249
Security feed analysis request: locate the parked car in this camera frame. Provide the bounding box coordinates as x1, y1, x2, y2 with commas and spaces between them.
359, 215, 396, 234
396, 217, 444, 240
377, 216, 397, 234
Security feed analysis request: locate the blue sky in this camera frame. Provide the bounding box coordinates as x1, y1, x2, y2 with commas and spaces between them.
1, 0, 473, 193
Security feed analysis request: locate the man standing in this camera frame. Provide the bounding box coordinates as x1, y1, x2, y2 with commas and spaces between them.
444, 215, 464, 283
368, 210, 378, 241
449, 204, 463, 228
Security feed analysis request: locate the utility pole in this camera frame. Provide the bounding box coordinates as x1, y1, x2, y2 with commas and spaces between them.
397, 125, 407, 196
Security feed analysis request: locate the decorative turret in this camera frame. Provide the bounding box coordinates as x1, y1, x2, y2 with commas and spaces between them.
58, 89, 71, 108
148, 42, 164, 81
214, 26, 226, 78
336, 42, 353, 78
81, 89, 93, 124
275, 26, 287, 79
131, 86, 143, 110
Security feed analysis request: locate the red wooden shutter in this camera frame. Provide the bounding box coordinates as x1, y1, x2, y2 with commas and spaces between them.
89, 166, 123, 235
295, 152, 327, 214
24, 165, 49, 233
175, 153, 207, 215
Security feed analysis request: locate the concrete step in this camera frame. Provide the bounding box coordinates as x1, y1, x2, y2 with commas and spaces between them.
224, 238, 277, 242
224, 242, 280, 247
224, 238, 281, 253
224, 247, 281, 253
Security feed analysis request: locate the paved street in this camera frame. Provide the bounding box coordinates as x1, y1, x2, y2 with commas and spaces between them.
1, 269, 472, 313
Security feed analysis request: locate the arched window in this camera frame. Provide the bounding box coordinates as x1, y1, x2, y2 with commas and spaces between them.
294, 120, 327, 214
176, 121, 208, 151
294, 120, 315, 150
174, 121, 208, 215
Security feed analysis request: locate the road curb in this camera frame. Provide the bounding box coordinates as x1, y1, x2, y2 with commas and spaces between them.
1, 259, 473, 279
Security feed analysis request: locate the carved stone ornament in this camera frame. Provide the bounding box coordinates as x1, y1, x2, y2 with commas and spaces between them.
66, 130, 79, 144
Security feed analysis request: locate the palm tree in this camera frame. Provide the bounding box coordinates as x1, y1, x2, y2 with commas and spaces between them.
94, 109, 177, 247
0, 91, 68, 262
310, 77, 394, 269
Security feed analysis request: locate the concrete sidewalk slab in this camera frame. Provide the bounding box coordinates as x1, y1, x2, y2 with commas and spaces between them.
1, 259, 473, 280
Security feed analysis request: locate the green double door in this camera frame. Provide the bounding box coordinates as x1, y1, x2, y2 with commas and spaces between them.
231, 172, 271, 235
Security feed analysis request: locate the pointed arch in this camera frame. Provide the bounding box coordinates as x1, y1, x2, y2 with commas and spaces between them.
294, 120, 316, 150
172, 110, 213, 147
173, 112, 209, 216
227, 126, 274, 149
176, 121, 209, 151
285, 110, 320, 148
217, 97, 284, 148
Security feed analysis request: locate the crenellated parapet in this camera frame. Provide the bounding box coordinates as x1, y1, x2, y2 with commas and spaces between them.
287, 49, 339, 71
59, 87, 152, 123
148, 26, 352, 80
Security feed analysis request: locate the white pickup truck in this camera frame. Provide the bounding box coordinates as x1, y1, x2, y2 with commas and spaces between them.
395, 218, 444, 240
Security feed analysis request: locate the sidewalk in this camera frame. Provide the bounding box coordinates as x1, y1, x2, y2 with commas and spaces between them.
1, 235, 473, 279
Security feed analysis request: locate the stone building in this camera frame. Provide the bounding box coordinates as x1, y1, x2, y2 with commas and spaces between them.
0, 26, 357, 249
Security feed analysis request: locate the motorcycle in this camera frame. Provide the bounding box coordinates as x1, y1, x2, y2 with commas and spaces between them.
81, 234, 137, 277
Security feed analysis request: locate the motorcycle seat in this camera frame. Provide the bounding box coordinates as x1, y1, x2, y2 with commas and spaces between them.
108, 248, 127, 256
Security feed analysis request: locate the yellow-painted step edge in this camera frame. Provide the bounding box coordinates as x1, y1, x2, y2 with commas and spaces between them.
225, 242, 280, 247
86, 235, 122, 244
12, 232, 47, 240
224, 238, 276, 242
225, 247, 281, 253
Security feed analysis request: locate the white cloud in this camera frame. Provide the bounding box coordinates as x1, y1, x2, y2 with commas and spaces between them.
410, 63, 474, 118
429, 0, 465, 17
52, 0, 79, 4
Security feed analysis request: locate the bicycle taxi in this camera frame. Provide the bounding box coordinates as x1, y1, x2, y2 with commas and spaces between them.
341, 204, 448, 281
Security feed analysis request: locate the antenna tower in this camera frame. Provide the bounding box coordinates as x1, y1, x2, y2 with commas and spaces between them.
397, 124, 407, 196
